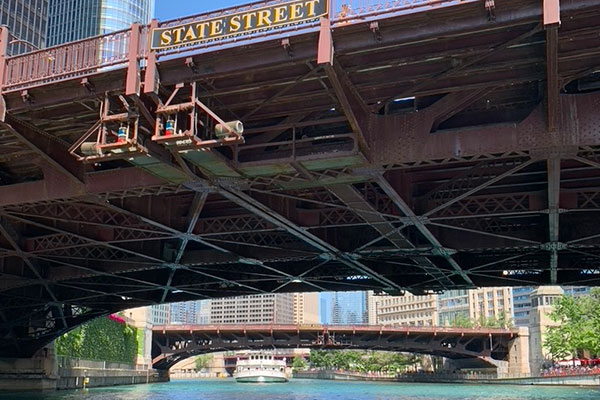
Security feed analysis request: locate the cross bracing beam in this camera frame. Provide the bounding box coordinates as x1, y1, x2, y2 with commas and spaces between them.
372, 174, 475, 287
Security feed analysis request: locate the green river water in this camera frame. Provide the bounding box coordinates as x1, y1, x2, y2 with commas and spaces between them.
0, 379, 598, 400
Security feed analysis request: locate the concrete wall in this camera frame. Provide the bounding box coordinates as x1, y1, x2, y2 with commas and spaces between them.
0, 345, 58, 391
0, 348, 168, 391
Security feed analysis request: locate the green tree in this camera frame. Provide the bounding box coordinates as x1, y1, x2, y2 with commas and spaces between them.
291, 356, 307, 371
450, 314, 474, 328
194, 354, 213, 371
544, 288, 600, 360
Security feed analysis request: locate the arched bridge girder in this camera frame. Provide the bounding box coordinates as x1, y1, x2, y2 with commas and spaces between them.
150, 325, 517, 370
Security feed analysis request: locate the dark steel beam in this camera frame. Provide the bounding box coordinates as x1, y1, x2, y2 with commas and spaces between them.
547, 157, 561, 284
323, 61, 370, 154
373, 174, 474, 287
160, 192, 208, 303
1, 115, 84, 186
328, 184, 453, 289
218, 188, 406, 293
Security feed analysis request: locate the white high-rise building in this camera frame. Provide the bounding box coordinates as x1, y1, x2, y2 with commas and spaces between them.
210, 294, 294, 325
150, 304, 169, 325
376, 293, 438, 327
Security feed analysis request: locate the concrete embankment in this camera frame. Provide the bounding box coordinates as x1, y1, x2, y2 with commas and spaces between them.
0, 354, 168, 391
294, 370, 397, 382
56, 358, 168, 390
295, 370, 600, 386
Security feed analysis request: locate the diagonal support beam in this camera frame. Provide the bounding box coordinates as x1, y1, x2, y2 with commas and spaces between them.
429, 87, 493, 132
1, 115, 85, 185
0, 216, 68, 330
547, 157, 561, 284
373, 174, 474, 287
329, 184, 453, 288
324, 61, 370, 154
161, 192, 208, 303
424, 159, 536, 217
381, 23, 542, 108
218, 188, 406, 293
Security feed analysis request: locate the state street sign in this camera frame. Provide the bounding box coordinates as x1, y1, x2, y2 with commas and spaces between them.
151, 0, 330, 50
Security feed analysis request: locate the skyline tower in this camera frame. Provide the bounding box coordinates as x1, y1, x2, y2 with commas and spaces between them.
1, 0, 49, 54
46, 0, 154, 47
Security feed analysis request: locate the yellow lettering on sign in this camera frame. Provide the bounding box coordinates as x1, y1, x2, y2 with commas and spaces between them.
172, 27, 185, 44
257, 9, 272, 27
273, 6, 287, 23
305, 0, 320, 17
196, 22, 210, 38
229, 15, 242, 32
210, 19, 224, 36
183, 26, 197, 42
152, 0, 328, 49
160, 30, 172, 46
242, 12, 256, 29
289, 3, 304, 20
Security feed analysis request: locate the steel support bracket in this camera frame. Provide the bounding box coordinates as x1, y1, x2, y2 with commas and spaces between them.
540, 241, 567, 251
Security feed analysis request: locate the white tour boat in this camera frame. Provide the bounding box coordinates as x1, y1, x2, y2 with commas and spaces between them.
234, 352, 289, 383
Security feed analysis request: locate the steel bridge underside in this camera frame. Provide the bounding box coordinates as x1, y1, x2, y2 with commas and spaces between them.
1, 0, 600, 357
151, 325, 518, 370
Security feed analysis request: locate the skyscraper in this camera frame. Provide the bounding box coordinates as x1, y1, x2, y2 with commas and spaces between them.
46, 0, 154, 47
320, 292, 368, 325
1, 0, 49, 54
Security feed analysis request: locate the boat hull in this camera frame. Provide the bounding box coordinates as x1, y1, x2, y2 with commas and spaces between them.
235, 375, 289, 383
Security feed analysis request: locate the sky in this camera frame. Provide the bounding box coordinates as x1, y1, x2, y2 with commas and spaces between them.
155, 0, 245, 21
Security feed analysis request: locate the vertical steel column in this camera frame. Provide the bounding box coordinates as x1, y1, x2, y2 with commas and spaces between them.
547, 157, 561, 284
0, 26, 9, 121
126, 23, 141, 96
544, 0, 560, 132
317, 1, 333, 66
144, 19, 160, 94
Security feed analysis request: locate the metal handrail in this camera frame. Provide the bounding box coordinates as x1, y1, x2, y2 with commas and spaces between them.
1, 0, 473, 92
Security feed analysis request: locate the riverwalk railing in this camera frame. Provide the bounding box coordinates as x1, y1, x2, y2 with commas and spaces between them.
56, 356, 150, 371
0, 0, 477, 93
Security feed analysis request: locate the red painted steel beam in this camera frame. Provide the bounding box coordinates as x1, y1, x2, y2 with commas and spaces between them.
546, 25, 560, 132
323, 61, 370, 156
1, 115, 85, 185
125, 23, 141, 96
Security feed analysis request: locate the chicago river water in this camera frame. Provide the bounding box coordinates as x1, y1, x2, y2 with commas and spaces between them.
1, 379, 599, 400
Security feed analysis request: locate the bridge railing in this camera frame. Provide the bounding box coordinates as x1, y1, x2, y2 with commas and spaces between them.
0, 0, 472, 93
3, 29, 131, 93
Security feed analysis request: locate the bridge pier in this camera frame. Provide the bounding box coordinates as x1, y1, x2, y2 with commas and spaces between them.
506, 327, 531, 378
0, 344, 58, 391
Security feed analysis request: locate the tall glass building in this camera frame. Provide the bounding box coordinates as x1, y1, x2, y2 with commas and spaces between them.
1, 0, 49, 54
46, 0, 154, 47
320, 292, 368, 325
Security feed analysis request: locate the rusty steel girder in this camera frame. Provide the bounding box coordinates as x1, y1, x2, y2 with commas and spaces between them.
1, 0, 600, 358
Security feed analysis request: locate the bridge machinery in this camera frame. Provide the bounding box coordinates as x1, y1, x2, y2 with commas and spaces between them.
0, 0, 600, 360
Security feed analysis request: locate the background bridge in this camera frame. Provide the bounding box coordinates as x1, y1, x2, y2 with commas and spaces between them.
0, 0, 600, 358
150, 324, 523, 370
